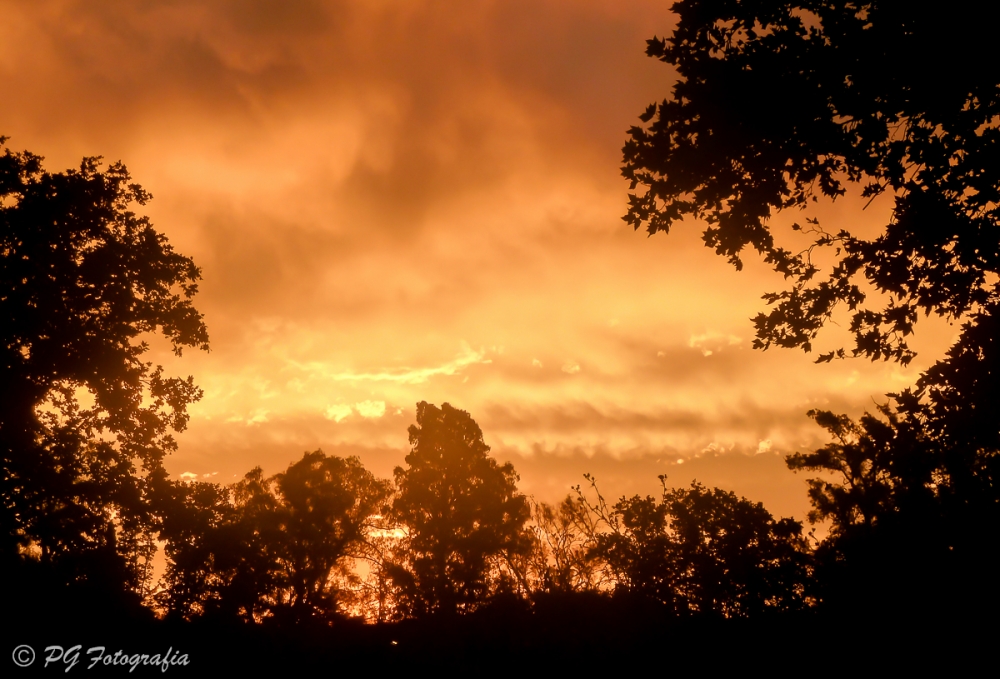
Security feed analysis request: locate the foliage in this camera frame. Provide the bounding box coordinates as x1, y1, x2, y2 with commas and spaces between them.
159, 451, 390, 624
786, 303, 999, 606
521, 496, 606, 594
784, 397, 967, 538
157, 475, 275, 621
0, 138, 208, 596
621, 2, 1000, 612
387, 402, 531, 616
276, 451, 391, 620
576, 475, 811, 617
622, 0, 999, 365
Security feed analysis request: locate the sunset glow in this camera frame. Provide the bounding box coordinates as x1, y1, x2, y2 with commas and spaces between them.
0, 0, 955, 522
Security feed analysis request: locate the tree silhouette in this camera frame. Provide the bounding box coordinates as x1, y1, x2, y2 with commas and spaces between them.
622, 1, 999, 365
274, 451, 391, 622
388, 402, 530, 617
622, 2, 999, 616
786, 306, 999, 614
577, 475, 811, 617
0, 139, 208, 601
522, 496, 606, 594
160, 451, 389, 624
159, 468, 282, 622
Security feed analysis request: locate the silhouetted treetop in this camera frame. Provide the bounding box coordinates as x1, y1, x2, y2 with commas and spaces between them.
577, 475, 811, 617
1, 141, 207, 410
623, 1, 1000, 364
389, 402, 530, 616
1, 138, 208, 594
787, 301, 999, 544
160, 451, 390, 624
276, 452, 391, 619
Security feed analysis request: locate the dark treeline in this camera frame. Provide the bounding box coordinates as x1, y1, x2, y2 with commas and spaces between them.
4, 0, 999, 670
155, 401, 815, 626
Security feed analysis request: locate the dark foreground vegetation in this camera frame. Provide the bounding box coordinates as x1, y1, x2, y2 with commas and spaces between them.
4, 0, 998, 671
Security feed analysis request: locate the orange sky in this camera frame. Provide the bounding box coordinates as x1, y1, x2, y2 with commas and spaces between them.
1, 0, 956, 521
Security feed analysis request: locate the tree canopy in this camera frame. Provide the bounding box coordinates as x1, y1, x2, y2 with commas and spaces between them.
0, 138, 208, 596
576, 475, 810, 617
622, 0, 999, 365
160, 451, 390, 624
622, 1, 999, 615
389, 402, 531, 616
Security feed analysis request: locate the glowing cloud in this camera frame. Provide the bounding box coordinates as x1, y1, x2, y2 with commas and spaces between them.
325, 404, 353, 422
293, 345, 490, 385
355, 400, 386, 418
226, 410, 270, 425
688, 332, 743, 357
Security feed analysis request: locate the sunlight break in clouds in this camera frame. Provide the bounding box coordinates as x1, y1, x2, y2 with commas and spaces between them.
292, 345, 491, 385
355, 400, 387, 419
325, 400, 385, 420
325, 404, 353, 422
688, 332, 743, 357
